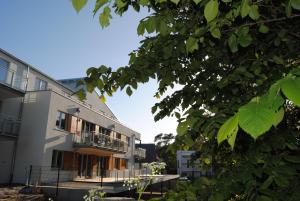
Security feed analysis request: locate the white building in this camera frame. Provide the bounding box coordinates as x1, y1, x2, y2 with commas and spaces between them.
177, 150, 211, 177
0, 48, 146, 184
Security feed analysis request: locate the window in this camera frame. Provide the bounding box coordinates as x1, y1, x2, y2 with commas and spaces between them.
35, 77, 47, 90
116, 133, 121, 140
56, 111, 67, 130
115, 158, 120, 169
0, 58, 9, 82
51, 150, 64, 168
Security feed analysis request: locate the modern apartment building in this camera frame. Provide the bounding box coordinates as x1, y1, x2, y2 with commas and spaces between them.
0, 48, 146, 184
177, 151, 212, 177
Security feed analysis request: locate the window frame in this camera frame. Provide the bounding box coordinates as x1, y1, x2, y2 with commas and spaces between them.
34, 77, 48, 90
51, 150, 64, 169
56, 111, 68, 131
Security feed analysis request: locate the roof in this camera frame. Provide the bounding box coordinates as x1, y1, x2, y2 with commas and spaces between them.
0, 48, 75, 93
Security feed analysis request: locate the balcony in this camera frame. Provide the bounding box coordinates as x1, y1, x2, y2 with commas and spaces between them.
73, 132, 128, 153
0, 65, 27, 99
0, 114, 21, 137
134, 147, 146, 159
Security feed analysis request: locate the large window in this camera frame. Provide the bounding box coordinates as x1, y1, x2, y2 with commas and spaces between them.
51, 150, 64, 168
0, 58, 9, 82
56, 111, 67, 130
34, 77, 47, 90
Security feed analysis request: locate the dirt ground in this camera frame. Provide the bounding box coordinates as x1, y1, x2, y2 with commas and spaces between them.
0, 186, 45, 201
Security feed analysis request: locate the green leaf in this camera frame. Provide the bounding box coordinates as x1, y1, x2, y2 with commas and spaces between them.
249, 5, 260, 20
286, 0, 292, 16
186, 37, 199, 53
170, 0, 180, 5
217, 113, 239, 145
256, 195, 272, 201
72, 0, 87, 13
193, 0, 202, 4
281, 77, 300, 107
98, 65, 108, 73
131, 81, 138, 89
273, 107, 284, 127
237, 26, 252, 47
139, 0, 149, 6
116, 0, 127, 10
259, 24, 269, 33
126, 86, 133, 96
260, 176, 273, 190
145, 17, 156, 33
240, 0, 250, 18
99, 95, 106, 103
177, 121, 189, 135
93, 0, 109, 16
274, 176, 289, 187
228, 34, 238, 53
238, 101, 275, 139
152, 105, 158, 114
137, 21, 145, 36
291, 0, 300, 10
204, 0, 219, 23
284, 155, 300, 163
238, 33, 252, 47
99, 7, 112, 28
210, 27, 221, 39
158, 20, 169, 36
76, 89, 86, 101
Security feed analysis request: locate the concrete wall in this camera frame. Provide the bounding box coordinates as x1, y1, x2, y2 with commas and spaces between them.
0, 139, 15, 183
13, 91, 52, 183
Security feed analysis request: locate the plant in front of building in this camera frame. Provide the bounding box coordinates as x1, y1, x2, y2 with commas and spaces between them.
123, 176, 152, 201
83, 188, 106, 201
143, 162, 166, 175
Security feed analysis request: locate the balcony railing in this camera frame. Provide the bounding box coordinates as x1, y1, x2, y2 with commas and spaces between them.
134, 147, 146, 159
0, 113, 21, 137
73, 132, 128, 153
0, 65, 27, 92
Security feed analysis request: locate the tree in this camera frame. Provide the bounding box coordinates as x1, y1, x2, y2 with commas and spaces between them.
71, 0, 300, 200
154, 133, 176, 173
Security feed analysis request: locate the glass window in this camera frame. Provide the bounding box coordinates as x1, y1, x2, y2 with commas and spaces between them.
115, 158, 120, 169
56, 111, 67, 130
51, 150, 64, 168
117, 133, 121, 139
35, 77, 47, 90
0, 58, 9, 82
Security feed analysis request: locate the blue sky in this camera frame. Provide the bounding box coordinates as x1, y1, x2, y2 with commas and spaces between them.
0, 0, 177, 142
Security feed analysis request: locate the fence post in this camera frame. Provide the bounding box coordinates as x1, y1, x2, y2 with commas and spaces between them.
56, 167, 60, 200
27, 165, 32, 186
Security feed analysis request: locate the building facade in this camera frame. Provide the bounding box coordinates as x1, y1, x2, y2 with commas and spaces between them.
0, 49, 145, 184
177, 150, 212, 177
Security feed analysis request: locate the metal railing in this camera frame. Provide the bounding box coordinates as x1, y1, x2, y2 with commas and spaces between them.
134, 147, 146, 159
0, 65, 27, 91
73, 132, 129, 153
26, 166, 150, 185
0, 113, 21, 137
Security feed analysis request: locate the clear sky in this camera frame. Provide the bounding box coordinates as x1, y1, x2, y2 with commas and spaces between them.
0, 0, 177, 143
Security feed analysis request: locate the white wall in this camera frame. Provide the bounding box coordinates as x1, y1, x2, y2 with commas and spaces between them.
13, 91, 51, 183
